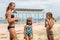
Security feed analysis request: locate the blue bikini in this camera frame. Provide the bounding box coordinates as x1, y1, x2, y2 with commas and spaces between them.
26, 25, 32, 36
8, 14, 15, 30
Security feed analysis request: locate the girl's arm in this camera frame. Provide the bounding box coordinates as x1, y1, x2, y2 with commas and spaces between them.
24, 25, 26, 38
45, 19, 46, 27
7, 11, 18, 23
48, 19, 54, 28
45, 18, 48, 27
31, 25, 33, 38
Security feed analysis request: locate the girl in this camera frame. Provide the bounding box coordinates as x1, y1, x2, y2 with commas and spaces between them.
24, 18, 33, 40
5, 2, 18, 40
45, 12, 54, 40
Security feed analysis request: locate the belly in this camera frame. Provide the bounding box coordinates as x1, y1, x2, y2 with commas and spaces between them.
46, 28, 52, 32
9, 22, 15, 26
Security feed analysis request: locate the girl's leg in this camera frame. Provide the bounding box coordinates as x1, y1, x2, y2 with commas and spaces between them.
29, 35, 33, 40
10, 33, 13, 40
9, 28, 18, 40
25, 35, 29, 40
49, 35, 54, 40
29, 36, 31, 40
47, 34, 54, 40
47, 35, 50, 40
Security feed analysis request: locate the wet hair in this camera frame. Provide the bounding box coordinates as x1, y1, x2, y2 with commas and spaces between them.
26, 18, 32, 25
46, 12, 54, 20
6, 2, 15, 11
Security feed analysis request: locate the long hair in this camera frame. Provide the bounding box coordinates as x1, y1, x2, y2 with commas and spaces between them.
5, 2, 15, 18
46, 12, 54, 20
6, 2, 15, 12
26, 18, 32, 25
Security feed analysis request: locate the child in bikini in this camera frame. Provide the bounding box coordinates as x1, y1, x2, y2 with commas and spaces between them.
45, 12, 54, 40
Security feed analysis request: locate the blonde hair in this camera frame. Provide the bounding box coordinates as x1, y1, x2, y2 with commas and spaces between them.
6, 2, 15, 11
5, 2, 15, 18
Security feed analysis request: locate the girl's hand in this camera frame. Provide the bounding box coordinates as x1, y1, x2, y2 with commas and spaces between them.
15, 18, 18, 22
45, 18, 49, 22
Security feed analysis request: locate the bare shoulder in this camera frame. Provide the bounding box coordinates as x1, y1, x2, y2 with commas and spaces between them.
6, 10, 11, 15
24, 24, 27, 27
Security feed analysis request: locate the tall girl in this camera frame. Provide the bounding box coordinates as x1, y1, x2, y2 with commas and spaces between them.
24, 18, 33, 40
5, 2, 18, 40
45, 12, 54, 40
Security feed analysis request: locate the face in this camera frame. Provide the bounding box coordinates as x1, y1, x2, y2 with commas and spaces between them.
46, 14, 50, 19
28, 21, 32, 25
10, 3, 15, 10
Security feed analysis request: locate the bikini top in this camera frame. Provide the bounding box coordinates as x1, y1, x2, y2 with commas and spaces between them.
6, 14, 14, 18
26, 25, 32, 32
11, 14, 14, 18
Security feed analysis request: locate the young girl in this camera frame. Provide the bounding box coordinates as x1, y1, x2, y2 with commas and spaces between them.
45, 12, 54, 40
5, 2, 18, 40
24, 18, 33, 40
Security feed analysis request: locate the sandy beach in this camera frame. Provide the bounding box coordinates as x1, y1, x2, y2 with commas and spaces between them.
0, 22, 60, 40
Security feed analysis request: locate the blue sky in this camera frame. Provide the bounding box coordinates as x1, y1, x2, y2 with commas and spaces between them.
0, 0, 60, 19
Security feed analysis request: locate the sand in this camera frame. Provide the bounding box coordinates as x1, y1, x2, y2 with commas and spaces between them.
0, 22, 60, 40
